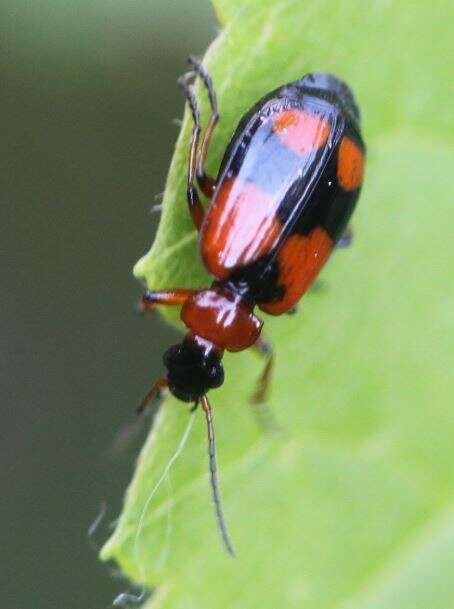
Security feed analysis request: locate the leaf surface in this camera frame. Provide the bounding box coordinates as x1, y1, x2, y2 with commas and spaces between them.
101, 2, 454, 608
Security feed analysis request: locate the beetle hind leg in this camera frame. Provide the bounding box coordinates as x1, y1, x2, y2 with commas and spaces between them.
187, 56, 219, 198
178, 72, 206, 231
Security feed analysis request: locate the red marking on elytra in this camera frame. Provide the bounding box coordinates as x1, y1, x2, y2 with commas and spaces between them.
138, 66, 365, 558
260, 227, 333, 315
273, 109, 331, 156
201, 179, 282, 279
337, 136, 364, 191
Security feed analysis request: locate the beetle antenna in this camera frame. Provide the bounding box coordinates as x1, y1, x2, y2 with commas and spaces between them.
136, 378, 168, 415
200, 394, 236, 557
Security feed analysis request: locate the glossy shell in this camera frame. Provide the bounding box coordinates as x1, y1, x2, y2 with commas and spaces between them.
199, 73, 365, 315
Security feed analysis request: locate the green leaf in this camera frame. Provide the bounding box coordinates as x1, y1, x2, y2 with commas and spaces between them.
101, 1, 454, 608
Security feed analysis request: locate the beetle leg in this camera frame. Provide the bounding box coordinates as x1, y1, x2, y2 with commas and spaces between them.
285, 305, 298, 315
139, 289, 196, 313
337, 225, 353, 248
308, 279, 325, 294
188, 57, 219, 198
178, 72, 205, 231
249, 336, 282, 434
251, 336, 274, 404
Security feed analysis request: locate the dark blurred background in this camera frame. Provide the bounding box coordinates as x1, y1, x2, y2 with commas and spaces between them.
1, 2, 215, 607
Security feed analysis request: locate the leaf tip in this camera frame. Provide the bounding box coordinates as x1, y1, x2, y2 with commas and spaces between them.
133, 255, 148, 282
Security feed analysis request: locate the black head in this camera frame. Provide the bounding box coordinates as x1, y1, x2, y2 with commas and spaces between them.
163, 337, 224, 403
297, 72, 361, 125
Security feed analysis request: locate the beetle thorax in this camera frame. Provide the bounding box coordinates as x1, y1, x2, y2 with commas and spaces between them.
181, 286, 263, 352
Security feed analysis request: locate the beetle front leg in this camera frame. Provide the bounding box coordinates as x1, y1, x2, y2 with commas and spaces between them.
139, 289, 197, 313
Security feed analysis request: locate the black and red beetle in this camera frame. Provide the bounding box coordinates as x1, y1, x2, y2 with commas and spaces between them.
138, 58, 365, 555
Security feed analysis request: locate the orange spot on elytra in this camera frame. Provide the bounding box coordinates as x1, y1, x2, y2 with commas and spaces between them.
273, 110, 330, 156
201, 179, 282, 280
337, 137, 364, 191
259, 227, 333, 315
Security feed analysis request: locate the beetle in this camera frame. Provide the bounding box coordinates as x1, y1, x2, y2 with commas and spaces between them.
138, 58, 365, 555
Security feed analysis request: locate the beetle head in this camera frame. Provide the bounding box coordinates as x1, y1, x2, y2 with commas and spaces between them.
163, 336, 224, 403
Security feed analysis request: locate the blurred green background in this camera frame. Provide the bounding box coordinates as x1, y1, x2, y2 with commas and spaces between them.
1, 1, 215, 607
